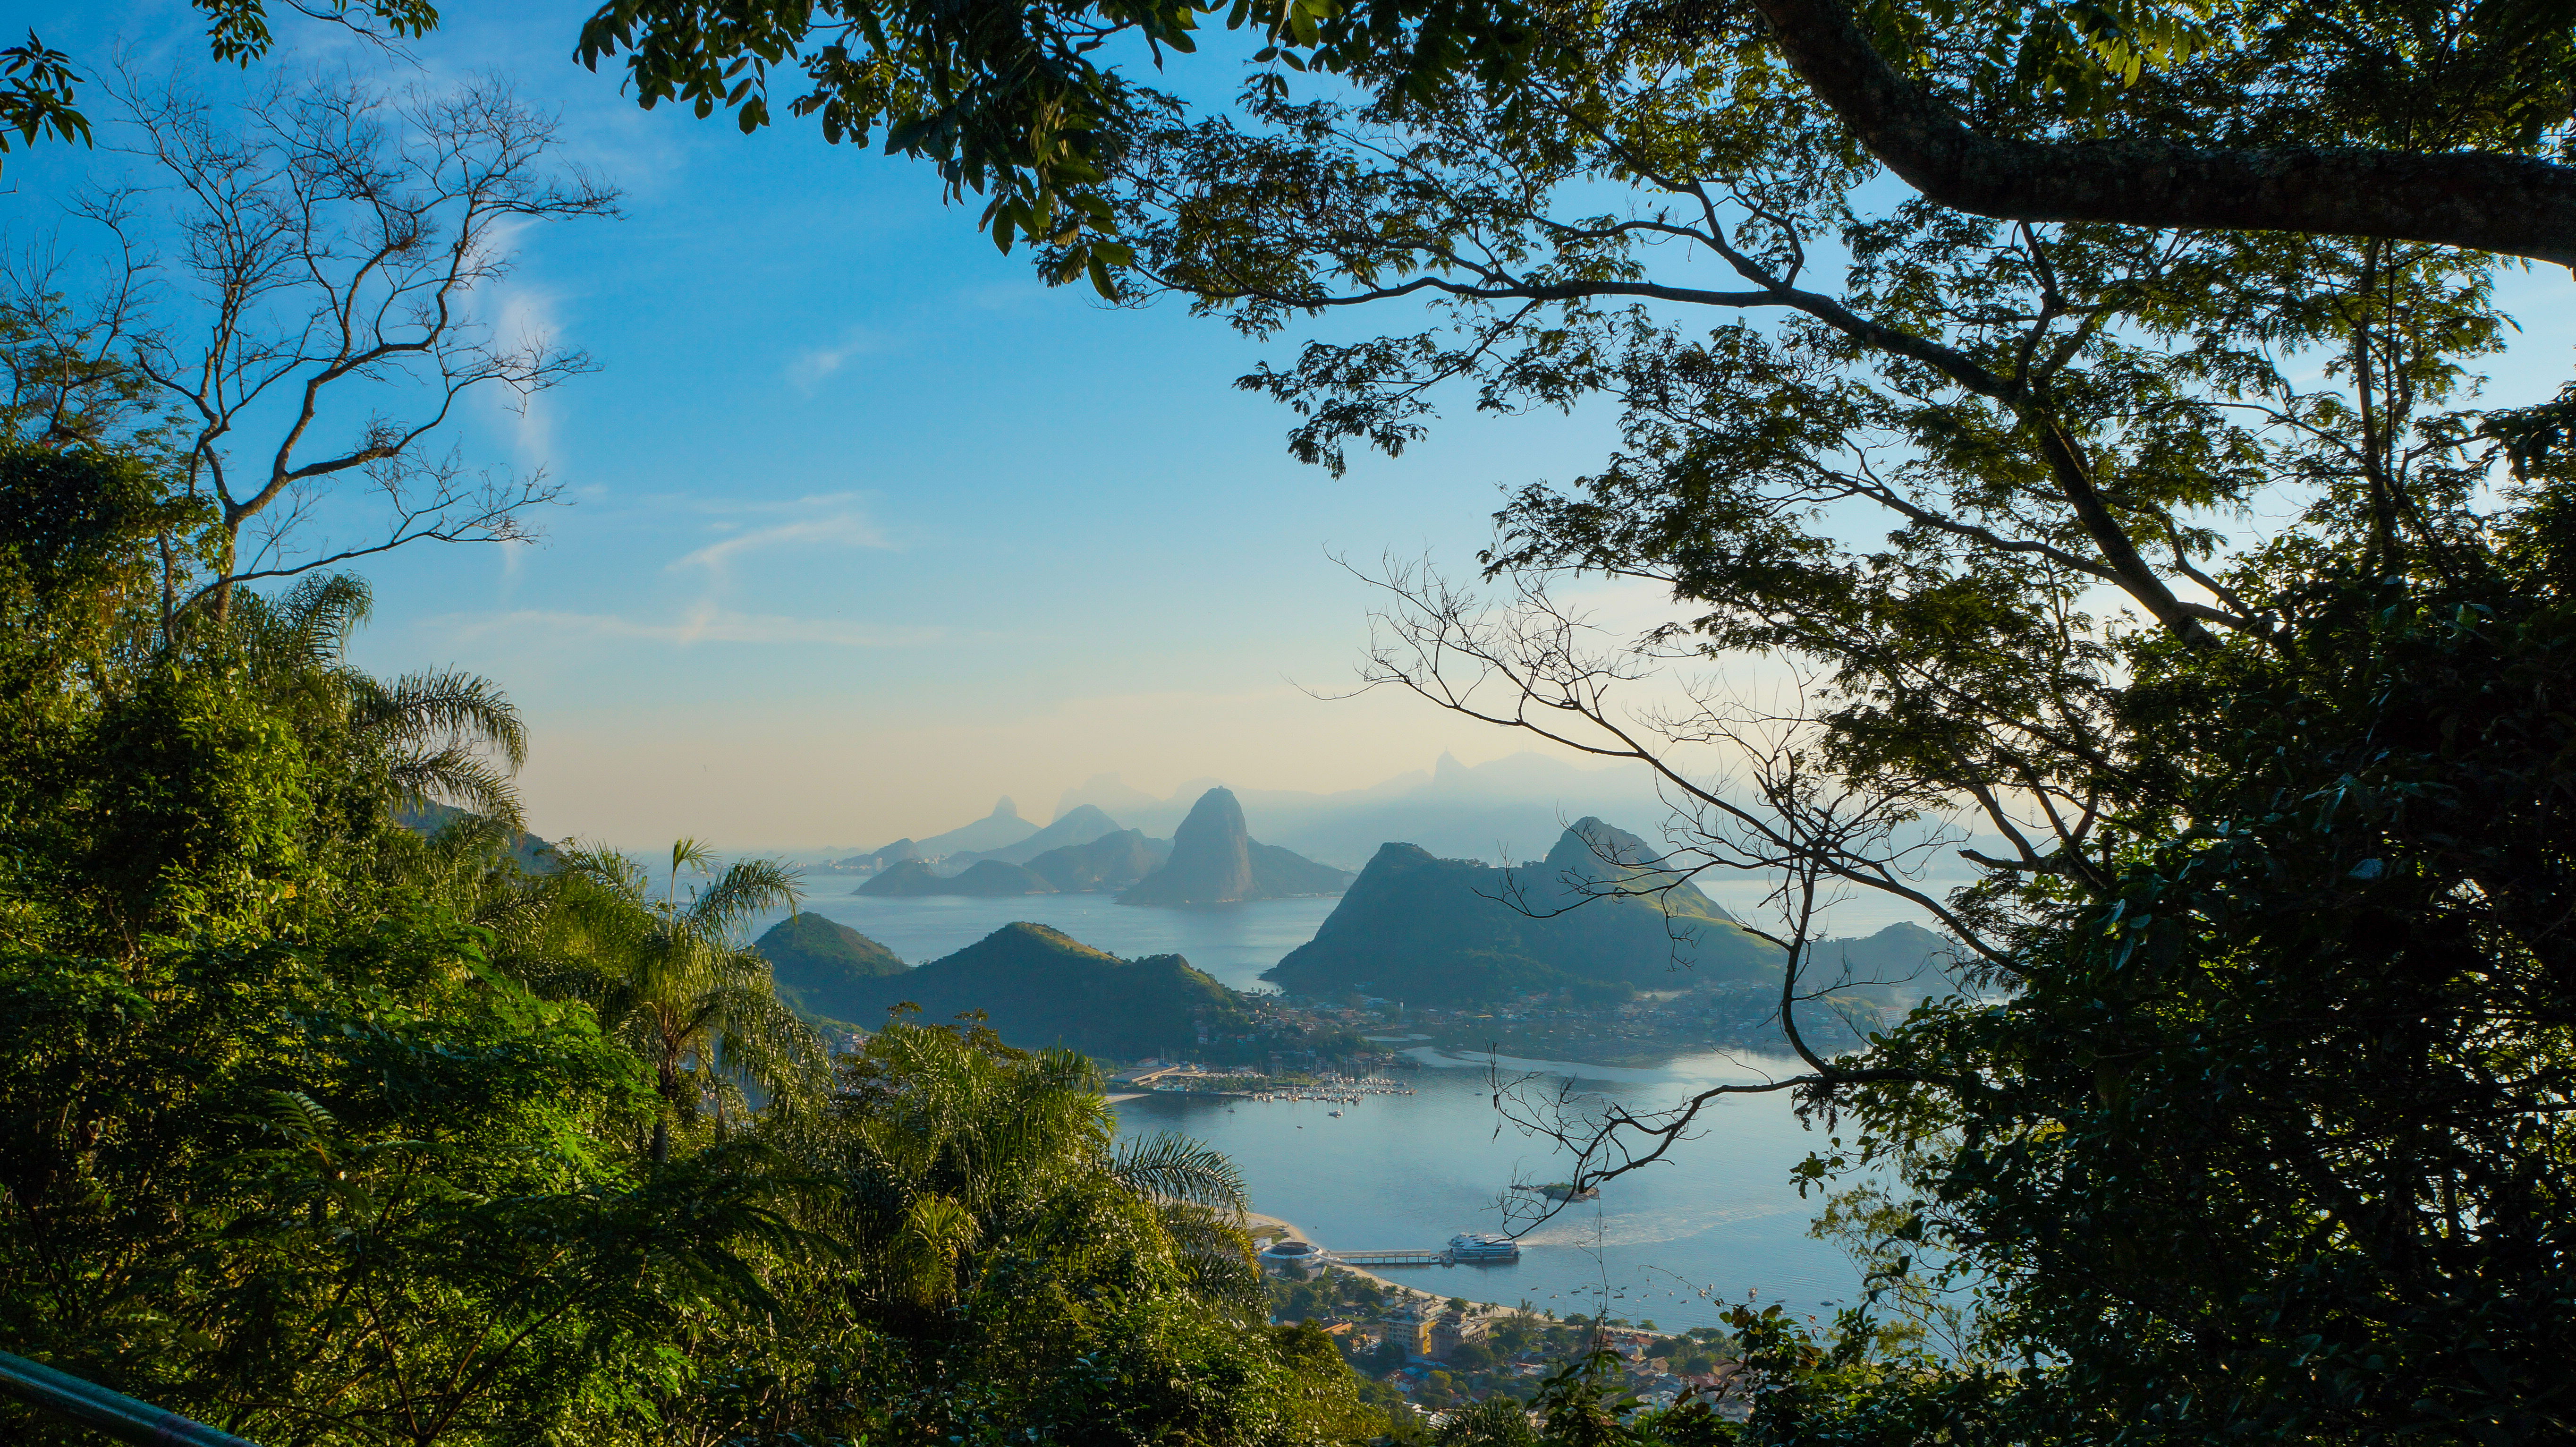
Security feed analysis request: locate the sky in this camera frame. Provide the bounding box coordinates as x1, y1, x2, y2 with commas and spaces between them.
7, 0, 2573, 853
7, 0, 1674, 851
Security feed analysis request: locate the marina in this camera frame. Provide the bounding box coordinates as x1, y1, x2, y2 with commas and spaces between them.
1259, 1233, 1524, 1269
1117, 1067, 1421, 1106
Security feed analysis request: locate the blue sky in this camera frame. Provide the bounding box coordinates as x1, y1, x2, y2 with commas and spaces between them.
7, 0, 1668, 850
8, 0, 2571, 852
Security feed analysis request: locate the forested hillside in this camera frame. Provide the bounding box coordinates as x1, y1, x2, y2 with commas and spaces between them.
755, 913, 908, 1021
839, 922, 1254, 1058
1269, 822, 1779, 1004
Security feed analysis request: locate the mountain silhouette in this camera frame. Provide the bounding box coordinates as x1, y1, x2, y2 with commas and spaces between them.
1117, 787, 1352, 905
877, 797, 1038, 861
839, 922, 1247, 1058
1263, 819, 1776, 1004
1025, 829, 1170, 892
948, 803, 1126, 868
857, 858, 1054, 897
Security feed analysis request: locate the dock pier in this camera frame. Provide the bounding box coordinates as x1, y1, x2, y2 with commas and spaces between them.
1329, 1247, 1454, 1268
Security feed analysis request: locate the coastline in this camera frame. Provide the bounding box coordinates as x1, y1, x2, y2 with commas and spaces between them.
1245, 1211, 1459, 1308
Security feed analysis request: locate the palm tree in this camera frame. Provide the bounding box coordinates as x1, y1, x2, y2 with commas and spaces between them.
229, 572, 530, 824
548, 838, 828, 1166
807, 1015, 1258, 1325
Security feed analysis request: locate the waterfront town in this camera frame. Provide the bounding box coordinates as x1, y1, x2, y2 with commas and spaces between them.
1253, 1239, 1753, 1427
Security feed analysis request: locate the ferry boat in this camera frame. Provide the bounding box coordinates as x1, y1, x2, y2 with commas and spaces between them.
1448, 1232, 1520, 1263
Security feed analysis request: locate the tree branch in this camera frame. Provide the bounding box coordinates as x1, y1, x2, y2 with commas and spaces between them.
1745, 0, 2576, 269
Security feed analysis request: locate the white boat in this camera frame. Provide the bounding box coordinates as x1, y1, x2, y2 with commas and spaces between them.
1329, 1109, 1343, 1117
1448, 1232, 1520, 1263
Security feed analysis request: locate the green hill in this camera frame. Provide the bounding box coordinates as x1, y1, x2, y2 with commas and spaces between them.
856, 861, 946, 896
946, 860, 1056, 895
1263, 818, 1781, 1004
844, 922, 1249, 1058
1809, 922, 1963, 1004
754, 914, 907, 1023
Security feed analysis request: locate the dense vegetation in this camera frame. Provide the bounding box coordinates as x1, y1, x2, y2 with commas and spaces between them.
0, 441, 1386, 1447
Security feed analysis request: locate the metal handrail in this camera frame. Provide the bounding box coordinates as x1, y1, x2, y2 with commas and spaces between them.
0, 1351, 263, 1447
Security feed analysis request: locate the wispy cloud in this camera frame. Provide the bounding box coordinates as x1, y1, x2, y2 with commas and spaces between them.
444, 605, 941, 648
490, 281, 568, 468
672, 508, 892, 575
786, 326, 897, 394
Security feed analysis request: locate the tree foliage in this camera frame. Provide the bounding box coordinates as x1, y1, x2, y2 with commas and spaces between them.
573, 0, 2576, 276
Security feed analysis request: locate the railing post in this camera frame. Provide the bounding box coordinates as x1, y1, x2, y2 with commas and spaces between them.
0, 1352, 263, 1447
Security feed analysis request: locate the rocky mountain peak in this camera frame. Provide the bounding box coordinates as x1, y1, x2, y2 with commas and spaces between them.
1120, 787, 1254, 904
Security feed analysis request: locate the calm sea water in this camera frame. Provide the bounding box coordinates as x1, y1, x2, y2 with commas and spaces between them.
1115, 1050, 1865, 1334
745, 892, 1866, 1331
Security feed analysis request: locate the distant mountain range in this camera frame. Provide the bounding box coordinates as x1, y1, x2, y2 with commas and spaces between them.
909, 798, 1041, 859
1054, 751, 1669, 870
1119, 788, 1353, 904
857, 858, 1055, 897
777, 921, 1248, 1058
834, 789, 1348, 904
1265, 817, 1781, 1004
1027, 829, 1169, 892
946, 804, 1123, 868
802, 751, 1996, 902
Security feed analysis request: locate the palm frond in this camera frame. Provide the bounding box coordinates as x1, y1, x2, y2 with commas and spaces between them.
276, 572, 373, 669
386, 747, 525, 826
687, 858, 802, 937
357, 668, 529, 770
1111, 1131, 1249, 1216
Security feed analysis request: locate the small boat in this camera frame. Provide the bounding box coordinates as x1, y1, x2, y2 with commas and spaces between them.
1520, 1181, 1601, 1202
1448, 1232, 1520, 1263
1328, 1109, 1343, 1117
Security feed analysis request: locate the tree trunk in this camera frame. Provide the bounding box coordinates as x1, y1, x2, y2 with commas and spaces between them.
1744, 0, 2576, 269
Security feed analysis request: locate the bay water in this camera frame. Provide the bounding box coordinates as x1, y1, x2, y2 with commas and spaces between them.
1115, 1050, 1864, 1334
